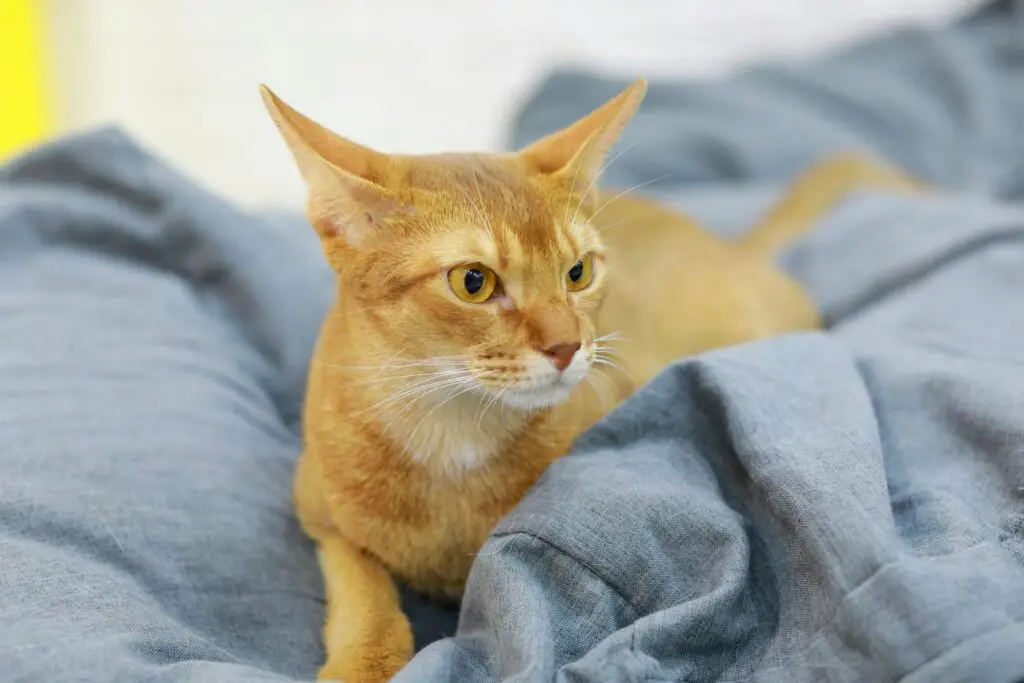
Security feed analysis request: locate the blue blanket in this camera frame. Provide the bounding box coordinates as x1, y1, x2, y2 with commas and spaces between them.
0, 1, 1022, 682
401, 2, 1024, 681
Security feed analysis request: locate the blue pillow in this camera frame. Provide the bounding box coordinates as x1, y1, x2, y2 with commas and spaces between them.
0, 128, 455, 683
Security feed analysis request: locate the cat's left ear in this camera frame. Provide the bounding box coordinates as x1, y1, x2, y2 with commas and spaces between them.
519, 78, 647, 208
259, 84, 404, 249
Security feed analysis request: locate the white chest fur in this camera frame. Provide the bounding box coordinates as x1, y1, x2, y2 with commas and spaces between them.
386, 392, 526, 478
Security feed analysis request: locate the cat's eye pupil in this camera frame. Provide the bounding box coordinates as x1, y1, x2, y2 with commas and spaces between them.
464, 269, 485, 295
568, 261, 584, 282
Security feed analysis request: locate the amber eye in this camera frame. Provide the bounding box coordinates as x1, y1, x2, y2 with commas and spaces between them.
566, 254, 594, 292
447, 263, 498, 303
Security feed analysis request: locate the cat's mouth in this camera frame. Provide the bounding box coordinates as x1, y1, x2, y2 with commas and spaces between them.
495, 360, 589, 411
468, 346, 591, 411
499, 381, 577, 411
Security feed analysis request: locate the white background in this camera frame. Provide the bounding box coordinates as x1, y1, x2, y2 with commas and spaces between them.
50, 0, 982, 208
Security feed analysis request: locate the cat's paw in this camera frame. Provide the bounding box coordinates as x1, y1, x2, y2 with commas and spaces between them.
317, 628, 413, 683
318, 652, 408, 683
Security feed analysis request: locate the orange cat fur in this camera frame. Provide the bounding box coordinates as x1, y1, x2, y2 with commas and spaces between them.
259, 79, 920, 682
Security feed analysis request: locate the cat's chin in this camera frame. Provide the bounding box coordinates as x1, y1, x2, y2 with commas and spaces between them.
498, 381, 577, 412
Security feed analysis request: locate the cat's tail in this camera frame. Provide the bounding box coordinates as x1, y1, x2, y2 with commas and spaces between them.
734, 152, 926, 258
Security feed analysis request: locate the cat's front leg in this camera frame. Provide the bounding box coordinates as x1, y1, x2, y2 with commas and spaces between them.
315, 533, 413, 683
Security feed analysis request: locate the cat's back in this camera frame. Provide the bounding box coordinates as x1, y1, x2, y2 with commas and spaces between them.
591, 192, 817, 387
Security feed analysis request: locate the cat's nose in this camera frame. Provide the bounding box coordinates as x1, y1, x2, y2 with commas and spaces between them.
538, 342, 581, 372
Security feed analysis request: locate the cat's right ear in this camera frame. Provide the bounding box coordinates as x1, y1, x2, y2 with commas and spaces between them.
259, 84, 401, 247
518, 78, 646, 210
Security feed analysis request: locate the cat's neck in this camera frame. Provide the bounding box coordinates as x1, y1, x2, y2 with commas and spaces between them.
377, 387, 537, 479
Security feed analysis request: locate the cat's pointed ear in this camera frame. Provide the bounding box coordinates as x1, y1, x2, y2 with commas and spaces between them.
519, 78, 646, 205
259, 84, 401, 247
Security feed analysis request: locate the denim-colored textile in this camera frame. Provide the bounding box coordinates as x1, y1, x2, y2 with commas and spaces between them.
2, 1, 1023, 681
404, 1, 1024, 680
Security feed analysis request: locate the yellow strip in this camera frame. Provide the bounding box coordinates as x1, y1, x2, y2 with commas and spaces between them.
0, 0, 51, 158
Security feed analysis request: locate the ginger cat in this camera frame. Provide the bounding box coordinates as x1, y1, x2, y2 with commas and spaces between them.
259, 79, 919, 682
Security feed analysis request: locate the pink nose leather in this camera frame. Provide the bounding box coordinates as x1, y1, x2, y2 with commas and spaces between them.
539, 342, 581, 372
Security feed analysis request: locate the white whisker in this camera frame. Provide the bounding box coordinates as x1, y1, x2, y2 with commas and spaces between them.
586, 368, 615, 412
594, 216, 640, 233
593, 356, 625, 373
347, 372, 470, 423
570, 142, 638, 230
318, 355, 472, 373
587, 173, 674, 224
381, 378, 472, 433
593, 346, 626, 361
346, 370, 463, 387
476, 385, 510, 429
381, 369, 500, 435
562, 154, 587, 229
405, 381, 481, 448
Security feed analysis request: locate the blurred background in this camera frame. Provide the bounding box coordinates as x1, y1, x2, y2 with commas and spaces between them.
4, 0, 982, 209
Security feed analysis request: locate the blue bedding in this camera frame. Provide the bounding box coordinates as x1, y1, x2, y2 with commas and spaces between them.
2, 1, 1023, 681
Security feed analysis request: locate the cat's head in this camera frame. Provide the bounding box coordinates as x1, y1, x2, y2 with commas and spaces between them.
260, 79, 645, 411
